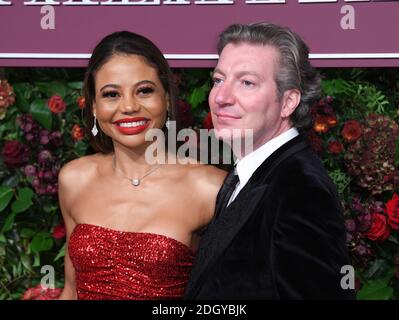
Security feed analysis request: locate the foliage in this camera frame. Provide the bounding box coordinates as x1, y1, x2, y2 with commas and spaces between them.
1, 67, 399, 299
310, 69, 399, 299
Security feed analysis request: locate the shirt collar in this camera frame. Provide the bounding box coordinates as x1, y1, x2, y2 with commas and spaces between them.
235, 128, 299, 187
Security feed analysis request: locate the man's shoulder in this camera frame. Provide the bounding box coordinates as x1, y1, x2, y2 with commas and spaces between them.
267, 144, 336, 196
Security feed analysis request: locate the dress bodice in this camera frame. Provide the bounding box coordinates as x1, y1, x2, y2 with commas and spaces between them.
68, 223, 194, 300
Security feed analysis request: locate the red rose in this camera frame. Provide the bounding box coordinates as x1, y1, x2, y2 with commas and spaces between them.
22, 284, 62, 300
177, 99, 195, 128
307, 131, 323, 154
342, 120, 362, 142
48, 95, 66, 114
386, 193, 399, 230
52, 225, 66, 239
328, 140, 344, 154
313, 115, 329, 133
203, 112, 213, 130
325, 114, 338, 127
77, 96, 85, 109
2, 140, 31, 168
363, 213, 391, 241
71, 124, 85, 141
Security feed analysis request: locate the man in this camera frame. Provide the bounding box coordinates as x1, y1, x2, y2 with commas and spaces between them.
185, 22, 355, 299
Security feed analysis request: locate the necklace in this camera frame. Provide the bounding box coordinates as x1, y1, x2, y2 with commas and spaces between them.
112, 156, 160, 187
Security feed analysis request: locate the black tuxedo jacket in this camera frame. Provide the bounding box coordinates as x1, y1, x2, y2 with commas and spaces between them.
185, 134, 355, 299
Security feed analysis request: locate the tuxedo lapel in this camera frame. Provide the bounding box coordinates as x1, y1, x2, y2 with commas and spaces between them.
187, 183, 268, 298
185, 134, 310, 298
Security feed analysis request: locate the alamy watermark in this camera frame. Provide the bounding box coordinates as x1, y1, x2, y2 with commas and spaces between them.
340, 264, 355, 290
144, 121, 254, 165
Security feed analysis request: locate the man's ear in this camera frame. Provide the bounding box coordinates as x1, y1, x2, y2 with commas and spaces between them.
281, 89, 301, 118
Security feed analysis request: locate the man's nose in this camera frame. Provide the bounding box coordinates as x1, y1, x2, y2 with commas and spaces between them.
214, 82, 235, 106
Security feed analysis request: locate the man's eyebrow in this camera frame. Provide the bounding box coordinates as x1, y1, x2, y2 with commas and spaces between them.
212, 68, 224, 76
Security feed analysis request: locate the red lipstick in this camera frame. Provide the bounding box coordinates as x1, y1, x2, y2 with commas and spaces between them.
113, 117, 150, 135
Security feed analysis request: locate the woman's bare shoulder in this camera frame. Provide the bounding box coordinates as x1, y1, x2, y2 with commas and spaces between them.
179, 163, 227, 199
58, 153, 105, 189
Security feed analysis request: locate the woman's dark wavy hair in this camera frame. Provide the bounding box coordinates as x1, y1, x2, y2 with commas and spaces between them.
83, 31, 177, 153
217, 22, 321, 130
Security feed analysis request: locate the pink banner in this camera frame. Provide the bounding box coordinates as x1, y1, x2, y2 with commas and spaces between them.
0, 0, 399, 67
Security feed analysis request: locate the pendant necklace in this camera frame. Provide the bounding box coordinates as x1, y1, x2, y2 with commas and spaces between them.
112, 156, 160, 187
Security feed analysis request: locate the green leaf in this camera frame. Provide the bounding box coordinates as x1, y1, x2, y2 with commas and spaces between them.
357, 269, 396, 300
54, 243, 66, 262
0, 186, 13, 213
2, 174, 20, 188
67, 81, 83, 90
11, 188, 34, 214
363, 259, 386, 279
75, 140, 88, 156
13, 83, 31, 113
33, 252, 40, 267
20, 253, 32, 271
357, 279, 394, 300
188, 81, 210, 109
30, 233, 54, 253
20, 228, 36, 238
1, 212, 16, 233
36, 81, 67, 98
30, 99, 52, 130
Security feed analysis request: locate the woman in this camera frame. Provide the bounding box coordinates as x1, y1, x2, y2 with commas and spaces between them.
58, 31, 226, 300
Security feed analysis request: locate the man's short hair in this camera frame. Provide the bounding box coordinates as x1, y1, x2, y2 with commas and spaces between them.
217, 22, 321, 129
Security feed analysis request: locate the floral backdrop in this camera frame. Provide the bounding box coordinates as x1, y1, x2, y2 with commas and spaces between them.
0, 68, 398, 300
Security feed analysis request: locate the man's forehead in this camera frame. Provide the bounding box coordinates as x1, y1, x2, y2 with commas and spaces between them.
215, 43, 278, 76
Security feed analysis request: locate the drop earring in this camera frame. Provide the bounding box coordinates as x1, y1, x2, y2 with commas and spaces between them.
91, 114, 98, 136
165, 111, 171, 129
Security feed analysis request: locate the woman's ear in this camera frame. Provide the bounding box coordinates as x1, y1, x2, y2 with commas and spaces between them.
165, 92, 170, 110
92, 102, 97, 117
281, 89, 301, 118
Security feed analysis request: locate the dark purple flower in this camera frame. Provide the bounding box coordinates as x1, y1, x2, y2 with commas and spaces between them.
355, 245, 367, 256
24, 165, 37, 177
43, 171, 53, 181
40, 135, 49, 145
38, 150, 52, 164
49, 131, 63, 147
25, 133, 34, 142
357, 213, 373, 233
32, 178, 40, 188
345, 219, 357, 232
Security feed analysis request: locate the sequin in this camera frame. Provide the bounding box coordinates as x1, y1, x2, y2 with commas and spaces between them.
68, 223, 194, 300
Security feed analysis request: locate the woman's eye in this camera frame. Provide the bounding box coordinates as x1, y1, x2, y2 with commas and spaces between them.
138, 87, 154, 95
102, 91, 119, 98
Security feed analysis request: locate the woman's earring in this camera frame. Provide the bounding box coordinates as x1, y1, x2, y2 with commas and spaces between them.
165, 111, 171, 130
91, 114, 98, 136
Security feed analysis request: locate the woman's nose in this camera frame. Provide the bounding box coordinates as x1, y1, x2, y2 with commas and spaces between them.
120, 95, 140, 113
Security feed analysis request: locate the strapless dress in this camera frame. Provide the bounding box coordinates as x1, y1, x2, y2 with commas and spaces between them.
68, 223, 194, 300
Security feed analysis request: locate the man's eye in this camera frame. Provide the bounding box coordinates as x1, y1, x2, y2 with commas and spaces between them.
138, 87, 154, 95
243, 80, 254, 87
102, 91, 118, 98
212, 78, 223, 86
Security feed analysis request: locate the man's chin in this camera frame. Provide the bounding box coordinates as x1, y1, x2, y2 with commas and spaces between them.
214, 127, 250, 143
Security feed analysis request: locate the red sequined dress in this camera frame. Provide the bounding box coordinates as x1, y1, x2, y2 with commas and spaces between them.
68, 223, 194, 300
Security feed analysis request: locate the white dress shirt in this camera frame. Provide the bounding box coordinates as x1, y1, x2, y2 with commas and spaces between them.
227, 128, 299, 206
